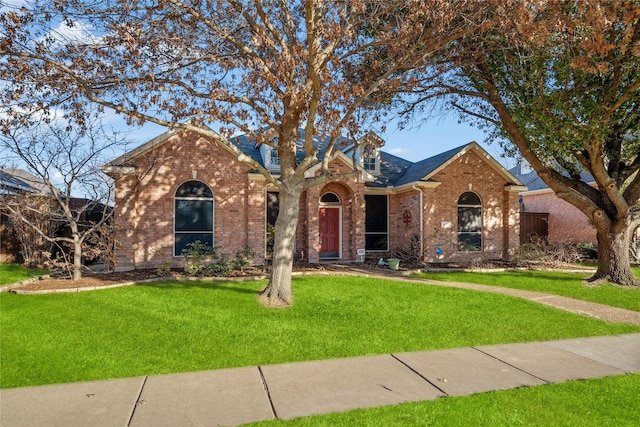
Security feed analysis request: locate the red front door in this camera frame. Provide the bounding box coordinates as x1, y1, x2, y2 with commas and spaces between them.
319, 207, 340, 257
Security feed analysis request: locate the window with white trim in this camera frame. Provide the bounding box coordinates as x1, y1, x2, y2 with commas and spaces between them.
457, 192, 482, 251
361, 145, 380, 175
363, 148, 376, 171
365, 194, 388, 251
268, 147, 280, 168
174, 181, 214, 256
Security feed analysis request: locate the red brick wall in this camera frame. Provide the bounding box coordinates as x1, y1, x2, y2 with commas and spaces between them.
419, 150, 519, 263
389, 191, 422, 256
111, 134, 266, 269
522, 192, 597, 245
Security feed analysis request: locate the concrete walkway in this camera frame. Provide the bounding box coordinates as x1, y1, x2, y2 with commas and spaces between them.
410, 276, 640, 326
345, 268, 640, 326
2, 333, 639, 427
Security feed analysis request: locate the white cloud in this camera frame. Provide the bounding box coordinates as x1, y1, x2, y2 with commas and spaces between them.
44, 20, 102, 48
0, 0, 27, 10
0, 105, 65, 124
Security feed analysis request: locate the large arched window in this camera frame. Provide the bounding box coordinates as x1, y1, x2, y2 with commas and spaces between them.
174, 181, 214, 256
458, 192, 482, 251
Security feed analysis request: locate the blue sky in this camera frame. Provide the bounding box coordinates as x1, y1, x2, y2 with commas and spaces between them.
114, 113, 514, 168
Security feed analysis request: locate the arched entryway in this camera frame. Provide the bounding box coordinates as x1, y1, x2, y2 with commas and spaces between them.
319, 191, 341, 258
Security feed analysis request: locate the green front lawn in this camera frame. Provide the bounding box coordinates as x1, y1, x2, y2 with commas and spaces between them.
1, 275, 637, 388
0, 263, 48, 286
247, 374, 640, 426
413, 268, 640, 312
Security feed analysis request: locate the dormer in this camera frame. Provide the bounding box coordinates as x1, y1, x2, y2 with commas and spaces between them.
259, 143, 280, 171
357, 132, 385, 175
256, 128, 281, 171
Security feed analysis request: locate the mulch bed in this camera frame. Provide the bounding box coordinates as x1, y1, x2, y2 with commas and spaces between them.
8, 259, 589, 293
8, 261, 401, 292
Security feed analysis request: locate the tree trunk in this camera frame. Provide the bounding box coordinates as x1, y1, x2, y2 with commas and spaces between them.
73, 237, 83, 281
589, 223, 638, 286
260, 185, 302, 306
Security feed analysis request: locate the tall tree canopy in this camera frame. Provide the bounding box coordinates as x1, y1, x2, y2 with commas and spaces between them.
397, 0, 639, 285
1, 0, 486, 304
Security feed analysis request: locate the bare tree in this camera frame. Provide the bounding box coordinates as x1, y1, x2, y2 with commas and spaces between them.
0, 118, 126, 280
0, 0, 486, 304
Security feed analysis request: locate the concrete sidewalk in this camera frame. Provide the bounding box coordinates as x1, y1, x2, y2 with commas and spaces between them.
2, 333, 639, 427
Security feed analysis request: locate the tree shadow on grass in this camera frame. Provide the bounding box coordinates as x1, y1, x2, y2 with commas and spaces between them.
139, 278, 266, 295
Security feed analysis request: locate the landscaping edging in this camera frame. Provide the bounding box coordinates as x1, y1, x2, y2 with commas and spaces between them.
0, 275, 52, 293
4, 264, 598, 295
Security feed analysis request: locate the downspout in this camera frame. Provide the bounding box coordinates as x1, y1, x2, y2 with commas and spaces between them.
412, 185, 424, 261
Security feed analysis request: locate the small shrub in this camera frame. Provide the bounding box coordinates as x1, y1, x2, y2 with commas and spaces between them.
149, 248, 172, 276
183, 243, 256, 277
206, 251, 234, 277
233, 245, 256, 272
576, 242, 597, 260
182, 241, 214, 276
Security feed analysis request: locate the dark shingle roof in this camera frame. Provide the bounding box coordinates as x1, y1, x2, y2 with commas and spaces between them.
394, 144, 471, 187
509, 165, 594, 192
232, 133, 265, 166
110, 127, 512, 189
0, 169, 35, 193
368, 151, 414, 187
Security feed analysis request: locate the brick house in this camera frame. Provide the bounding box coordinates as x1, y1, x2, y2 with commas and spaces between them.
511, 163, 598, 246
103, 129, 525, 269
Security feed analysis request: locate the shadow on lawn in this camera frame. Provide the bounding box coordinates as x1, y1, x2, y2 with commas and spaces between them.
140, 279, 265, 295
503, 271, 592, 283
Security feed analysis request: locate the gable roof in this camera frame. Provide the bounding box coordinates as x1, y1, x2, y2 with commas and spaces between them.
0, 169, 53, 196
105, 128, 522, 190
387, 142, 523, 188
0, 169, 34, 194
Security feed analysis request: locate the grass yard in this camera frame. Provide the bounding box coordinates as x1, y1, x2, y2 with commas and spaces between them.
0, 263, 48, 286
1, 275, 638, 388
246, 374, 640, 426
414, 267, 640, 312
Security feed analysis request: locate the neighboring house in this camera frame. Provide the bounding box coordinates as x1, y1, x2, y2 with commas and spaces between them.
0, 168, 53, 263
510, 162, 597, 246
103, 129, 526, 269
0, 168, 53, 196
0, 168, 109, 264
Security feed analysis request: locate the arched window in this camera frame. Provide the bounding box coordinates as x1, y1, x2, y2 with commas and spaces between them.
320, 192, 340, 204
174, 181, 214, 256
458, 192, 482, 251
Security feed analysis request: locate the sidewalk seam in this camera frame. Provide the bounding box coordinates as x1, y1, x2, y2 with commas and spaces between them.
127, 376, 148, 426
258, 366, 279, 420
471, 347, 551, 384
390, 354, 449, 396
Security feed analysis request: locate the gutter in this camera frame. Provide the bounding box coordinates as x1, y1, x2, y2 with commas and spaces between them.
412, 185, 424, 261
